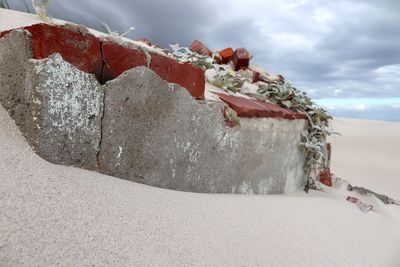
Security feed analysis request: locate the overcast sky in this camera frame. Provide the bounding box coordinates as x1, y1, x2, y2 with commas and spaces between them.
8, 0, 400, 121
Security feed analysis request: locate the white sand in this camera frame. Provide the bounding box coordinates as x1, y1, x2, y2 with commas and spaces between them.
1, 7, 400, 266
329, 118, 400, 200
1, 107, 400, 266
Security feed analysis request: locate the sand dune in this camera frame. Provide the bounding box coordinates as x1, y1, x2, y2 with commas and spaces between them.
1, 8, 400, 266
329, 118, 400, 200
1, 106, 400, 266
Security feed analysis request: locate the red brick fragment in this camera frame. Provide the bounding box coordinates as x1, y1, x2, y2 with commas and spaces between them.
215, 93, 305, 120
97, 41, 205, 98
252, 71, 261, 83
218, 47, 234, 64
24, 24, 103, 81
319, 168, 332, 187
231, 48, 250, 71
101, 41, 148, 83
189, 40, 212, 57
2, 24, 205, 98
137, 37, 152, 46
149, 53, 205, 99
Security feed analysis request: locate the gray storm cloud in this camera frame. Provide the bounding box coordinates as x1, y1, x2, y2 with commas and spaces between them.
7, 0, 400, 100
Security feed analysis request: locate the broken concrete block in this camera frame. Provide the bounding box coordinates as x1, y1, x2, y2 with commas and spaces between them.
22, 53, 104, 169
0, 30, 32, 115
232, 48, 250, 71
98, 66, 223, 191
0, 24, 308, 195
189, 40, 212, 57
98, 67, 307, 194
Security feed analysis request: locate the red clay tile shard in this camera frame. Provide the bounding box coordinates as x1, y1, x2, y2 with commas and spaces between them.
101, 41, 148, 83
24, 24, 103, 81
215, 93, 305, 120
319, 168, 332, 187
232, 48, 250, 71
149, 53, 205, 99
189, 40, 212, 57
218, 47, 234, 64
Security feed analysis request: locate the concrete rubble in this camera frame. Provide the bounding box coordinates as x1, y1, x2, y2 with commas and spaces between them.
0, 23, 313, 194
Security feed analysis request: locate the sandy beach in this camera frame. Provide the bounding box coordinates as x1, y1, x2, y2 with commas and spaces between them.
329, 118, 400, 200
1, 7, 400, 266
1, 106, 400, 266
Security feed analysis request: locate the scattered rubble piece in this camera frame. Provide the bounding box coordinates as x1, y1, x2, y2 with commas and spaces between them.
215, 93, 305, 119
190, 40, 212, 57
232, 47, 250, 71
252, 71, 261, 83
347, 184, 400, 205
221, 103, 240, 128
319, 168, 332, 187
346, 196, 373, 212
217, 47, 234, 64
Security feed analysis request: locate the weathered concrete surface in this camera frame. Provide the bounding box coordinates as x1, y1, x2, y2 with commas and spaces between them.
0, 30, 32, 114
0, 27, 307, 194
99, 67, 306, 193
21, 54, 103, 169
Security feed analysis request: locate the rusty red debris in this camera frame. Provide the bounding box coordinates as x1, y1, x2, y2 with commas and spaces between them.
25, 23, 103, 81
215, 93, 306, 120
189, 40, 213, 57
101, 41, 148, 83
149, 52, 205, 99
319, 168, 333, 187
217, 47, 235, 64
231, 47, 250, 71
1, 24, 206, 98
